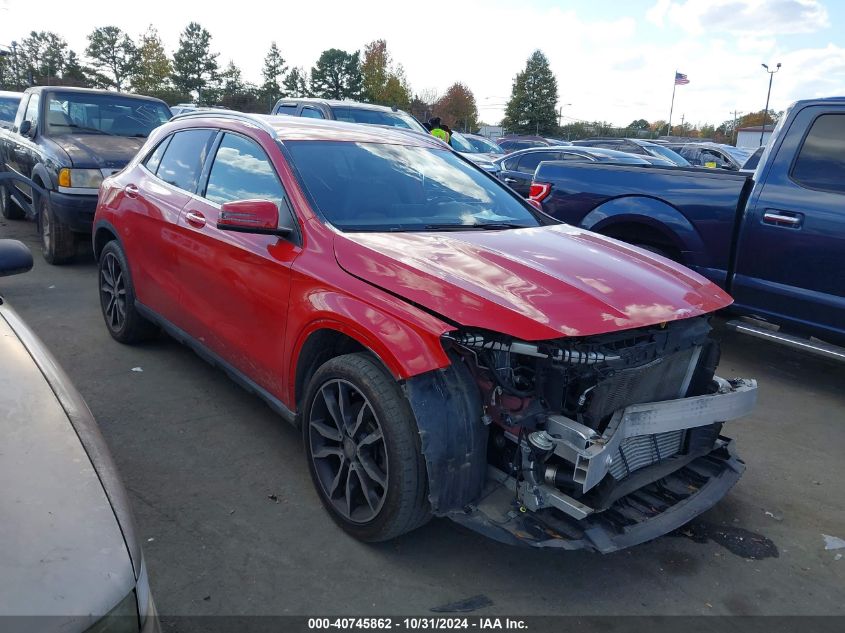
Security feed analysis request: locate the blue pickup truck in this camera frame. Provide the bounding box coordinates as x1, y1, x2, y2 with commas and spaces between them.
529, 97, 844, 355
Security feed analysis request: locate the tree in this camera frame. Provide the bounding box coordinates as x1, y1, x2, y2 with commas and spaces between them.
433, 82, 479, 132
261, 42, 287, 107
628, 119, 650, 130
85, 26, 137, 91
62, 51, 92, 87
132, 27, 175, 99
310, 48, 362, 100
360, 40, 412, 108
283, 66, 310, 97
18, 31, 69, 84
381, 68, 411, 110
172, 22, 219, 105
502, 50, 558, 136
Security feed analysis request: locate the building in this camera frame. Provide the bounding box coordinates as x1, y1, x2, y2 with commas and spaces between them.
478, 125, 504, 140
736, 125, 774, 148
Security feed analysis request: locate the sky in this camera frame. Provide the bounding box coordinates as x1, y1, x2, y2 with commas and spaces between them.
1, 0, 843, 127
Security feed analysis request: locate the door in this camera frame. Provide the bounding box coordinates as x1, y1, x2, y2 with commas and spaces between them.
499, 151, 561, 196
176, 131, 300, 396
6, 94, 39, 202
732, 108, 845, 340
120, 128, 218, 327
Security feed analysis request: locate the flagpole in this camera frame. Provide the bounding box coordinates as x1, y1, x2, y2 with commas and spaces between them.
666, 70, 677, 137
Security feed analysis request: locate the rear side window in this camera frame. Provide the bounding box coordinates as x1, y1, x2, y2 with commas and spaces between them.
300, 107, 324, 119
517, 151, 557, 173
205, 133, 286, 208
156, 129, 216, 192
143, 136, 171, 174
275, 104, 297, 116
791, 114, 845, 195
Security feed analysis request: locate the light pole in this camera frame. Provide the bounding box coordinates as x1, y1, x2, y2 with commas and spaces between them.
760, 62, 781, 146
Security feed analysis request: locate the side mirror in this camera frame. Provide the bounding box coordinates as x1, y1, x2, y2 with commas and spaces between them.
0, 239, 34, 278
217, 199, 291, 237
19, 120, 32, 137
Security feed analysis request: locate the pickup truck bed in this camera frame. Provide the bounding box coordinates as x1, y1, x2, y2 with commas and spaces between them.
535, 163, 753, 286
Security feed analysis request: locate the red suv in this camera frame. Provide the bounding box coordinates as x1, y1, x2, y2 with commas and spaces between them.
93, 112, 756, 552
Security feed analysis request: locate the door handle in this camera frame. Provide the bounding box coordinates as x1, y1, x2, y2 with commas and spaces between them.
762, 211, 803, 228
124, 184, 139, 198
185, 210, 206, 228
504, 177, 518, 183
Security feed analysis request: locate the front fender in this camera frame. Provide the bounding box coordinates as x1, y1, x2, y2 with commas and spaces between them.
582, 195, 706, 260
287, 290, 453, 402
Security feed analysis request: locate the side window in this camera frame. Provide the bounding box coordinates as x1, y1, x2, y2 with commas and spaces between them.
501, 157, 519, 171
275, 103, 298, 116
23, 93, 39, 128
156, 129, 217, 192
517, 151, 556, 173
300, 107, 325, 119
143, 136, 171, 174
204, 133, 286, 216
791, 114, 845, 195
560, 152, 589, 161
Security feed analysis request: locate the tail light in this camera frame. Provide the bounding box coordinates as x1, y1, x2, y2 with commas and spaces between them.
529, 182, 551, 203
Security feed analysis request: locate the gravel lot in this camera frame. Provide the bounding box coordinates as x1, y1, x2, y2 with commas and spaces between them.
2, 218, 844, 621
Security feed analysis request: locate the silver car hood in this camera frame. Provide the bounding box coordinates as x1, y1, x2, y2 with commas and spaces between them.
0, 306, 135, 622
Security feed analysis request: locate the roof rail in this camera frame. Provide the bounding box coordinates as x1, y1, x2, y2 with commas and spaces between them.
170, 110, 277, 136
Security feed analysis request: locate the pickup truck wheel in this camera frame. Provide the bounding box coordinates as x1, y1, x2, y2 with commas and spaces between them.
0, 183, 25, 220
38, 196, 76, 264
303, 353, 430, 542
98, 240, 158, 343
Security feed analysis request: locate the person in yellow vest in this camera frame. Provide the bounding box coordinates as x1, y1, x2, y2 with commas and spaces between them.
428, 117, 450, 144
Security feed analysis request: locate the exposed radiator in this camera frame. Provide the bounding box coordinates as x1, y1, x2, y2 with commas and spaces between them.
609, 429, 686, 480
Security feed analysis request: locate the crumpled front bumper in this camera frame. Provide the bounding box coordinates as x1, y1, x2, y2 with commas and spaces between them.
448, 377, 757, 553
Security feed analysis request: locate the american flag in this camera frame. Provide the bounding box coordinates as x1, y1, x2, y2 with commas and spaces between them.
675, 72, 690, 85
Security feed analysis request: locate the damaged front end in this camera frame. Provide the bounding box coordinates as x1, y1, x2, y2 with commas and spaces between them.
405, 316, 757, 553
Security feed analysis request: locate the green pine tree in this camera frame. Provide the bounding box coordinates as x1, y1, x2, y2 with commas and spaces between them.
310, 49, 362, 100
172, 22, 219, 105
502, 50, 559, 135
85, 26, 137, 91
261, 42, 288, 107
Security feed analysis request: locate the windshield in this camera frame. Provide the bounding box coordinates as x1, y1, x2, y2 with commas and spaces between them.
46, 92, 172, 137
286, 141, 540, 232
0, 96, 20, 124
449, 131, 476, 153
467, 136, 504, 154
644, 143, 690, 166
332, 107, 428, 133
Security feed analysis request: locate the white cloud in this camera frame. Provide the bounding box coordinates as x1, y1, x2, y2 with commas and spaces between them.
652, 0, 829, 36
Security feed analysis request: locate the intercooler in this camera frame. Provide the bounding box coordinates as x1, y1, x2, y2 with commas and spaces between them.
609, 429, 686, 479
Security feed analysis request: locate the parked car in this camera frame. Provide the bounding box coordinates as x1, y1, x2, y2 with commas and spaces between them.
495, 146, 652, 196
0, 90, 23, 129
663, 142, 753, 170
528, 97, 845, 354
462, 133, 505, 155
0, 87, 172, 264
573, 137, 690, 166
92, 111, 756, 553
271, 97, 427, 133
448, 131, 501, 174
543, 137, 571, 146
495, 135, 551, 152
0, 239, 159, 632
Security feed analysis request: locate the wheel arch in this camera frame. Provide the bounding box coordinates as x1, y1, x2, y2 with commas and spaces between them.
582, 195, 706, 263
93, 219, 121, 260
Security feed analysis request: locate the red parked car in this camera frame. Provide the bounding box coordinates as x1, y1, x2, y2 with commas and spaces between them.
93, 112, 757, 552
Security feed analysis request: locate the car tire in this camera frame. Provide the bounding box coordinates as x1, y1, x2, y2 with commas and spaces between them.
0, 182, 25, 220
98, 240, 158, 343
303, 353, 431, 542
38, 194, 76, 264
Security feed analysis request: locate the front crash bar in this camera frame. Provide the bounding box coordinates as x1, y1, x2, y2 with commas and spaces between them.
547, 377, 757, 494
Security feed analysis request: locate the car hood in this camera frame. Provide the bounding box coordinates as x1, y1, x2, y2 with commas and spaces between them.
334, 224, 732, 340
0, 310, 135, 622
50, 134, 145, 169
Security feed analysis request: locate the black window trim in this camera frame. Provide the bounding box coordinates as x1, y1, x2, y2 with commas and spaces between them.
199, 130, 302, 245
787, 111, 845, 197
